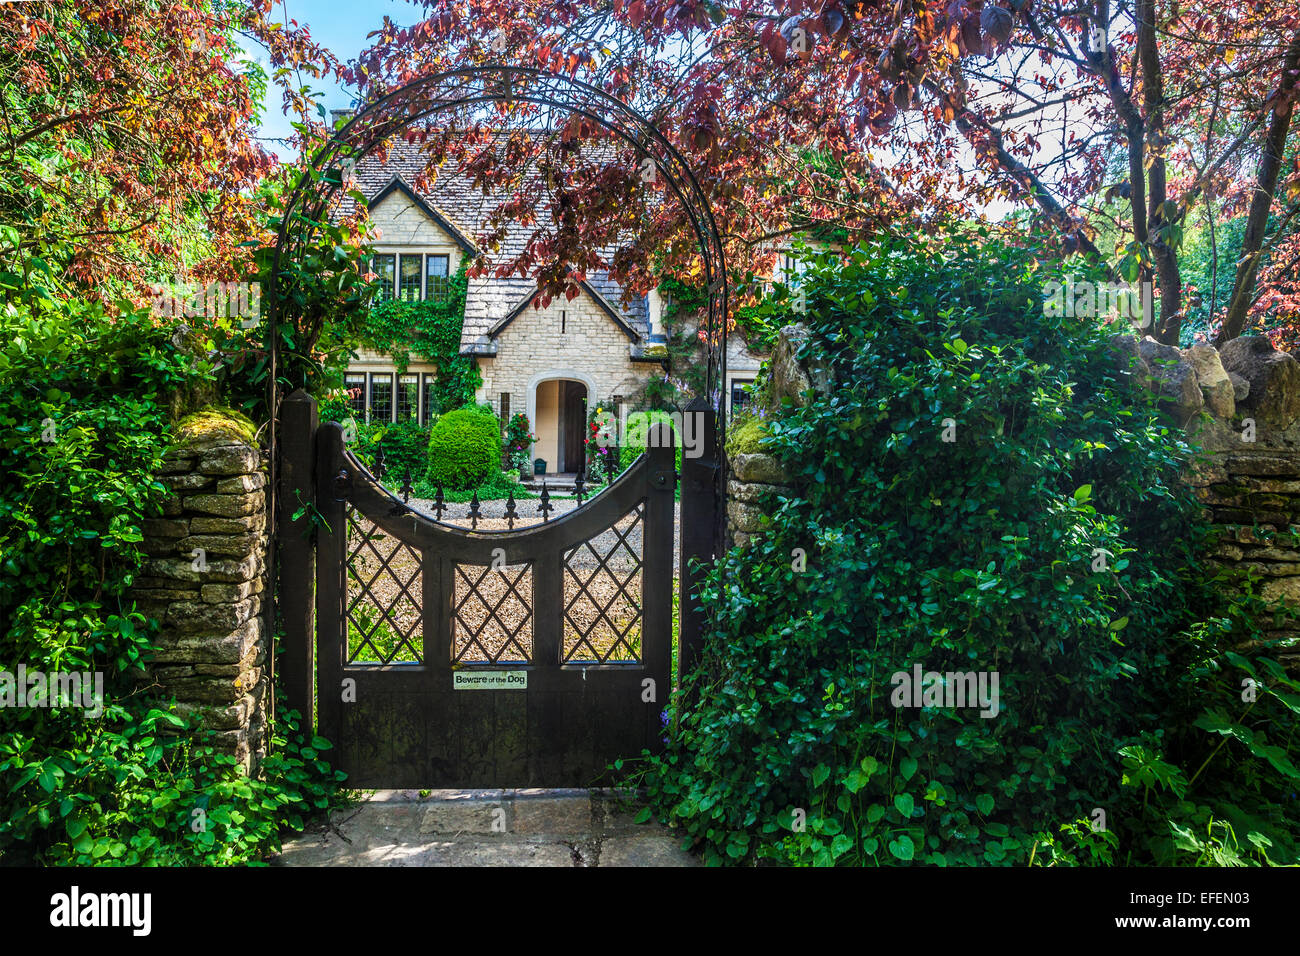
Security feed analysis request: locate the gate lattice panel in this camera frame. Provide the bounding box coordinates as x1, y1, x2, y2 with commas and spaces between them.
314, 421, 677, 788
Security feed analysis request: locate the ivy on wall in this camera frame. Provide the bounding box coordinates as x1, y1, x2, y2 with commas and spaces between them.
352, 259, 481, 414
658, 276, 779, 401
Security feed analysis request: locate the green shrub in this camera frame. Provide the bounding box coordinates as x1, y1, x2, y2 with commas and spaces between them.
0, 288, 345, 864
614, 410, 684, 479
411, 467, 535, 504
425, 405, 502, 490
353, 417, 430, 485
643, 232, 1300, 866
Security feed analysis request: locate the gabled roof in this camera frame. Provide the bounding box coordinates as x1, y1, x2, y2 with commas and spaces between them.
367, 177, 479, 256
339, 135, 650, 354
488, 280, 640, 342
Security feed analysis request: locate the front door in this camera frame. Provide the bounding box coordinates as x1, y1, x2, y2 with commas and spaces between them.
562, 381, 587, 473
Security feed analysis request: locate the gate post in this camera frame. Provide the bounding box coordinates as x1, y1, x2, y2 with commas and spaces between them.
677, 397, 719, 692
278, 389, 317, 736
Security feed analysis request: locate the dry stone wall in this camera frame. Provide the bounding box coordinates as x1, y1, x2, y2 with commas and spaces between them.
724, 326, 805, 549
1160, 335, 1300, 667
131, 410, 270, 771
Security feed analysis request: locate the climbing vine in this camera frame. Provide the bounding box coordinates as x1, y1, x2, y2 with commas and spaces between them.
658, 276, 779, 398
351, 259, 480, 414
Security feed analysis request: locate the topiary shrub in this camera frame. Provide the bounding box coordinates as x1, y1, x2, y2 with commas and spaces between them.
644, 231, 1300, 866
425, 405, 501, 491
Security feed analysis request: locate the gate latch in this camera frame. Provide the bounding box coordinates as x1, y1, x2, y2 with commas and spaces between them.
332, 468, 353, 502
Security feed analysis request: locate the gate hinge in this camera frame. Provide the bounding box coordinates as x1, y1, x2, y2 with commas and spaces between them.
332, 468, 353, 502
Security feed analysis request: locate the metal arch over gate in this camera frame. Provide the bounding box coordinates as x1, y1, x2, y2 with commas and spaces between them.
266, 66, 730, 472
272, 67, 728, 786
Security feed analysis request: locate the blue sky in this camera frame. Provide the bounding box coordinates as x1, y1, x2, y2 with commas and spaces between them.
251, 0, 426, 156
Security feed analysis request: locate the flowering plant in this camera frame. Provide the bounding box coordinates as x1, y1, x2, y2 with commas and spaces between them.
504, 412, 535, 469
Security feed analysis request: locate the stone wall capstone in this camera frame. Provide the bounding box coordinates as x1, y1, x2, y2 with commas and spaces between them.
131, 409, 271, 771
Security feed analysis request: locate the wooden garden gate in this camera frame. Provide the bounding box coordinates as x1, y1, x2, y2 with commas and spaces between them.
277, 392, 718, 789
268, 70, 730, 788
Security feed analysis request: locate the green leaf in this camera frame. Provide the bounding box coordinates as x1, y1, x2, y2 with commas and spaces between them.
830, 833, 855, 859
888, 835, 914, 861
894, 793, 915, 818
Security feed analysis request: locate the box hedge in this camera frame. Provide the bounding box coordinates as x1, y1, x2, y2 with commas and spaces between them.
425, 405, 501, 490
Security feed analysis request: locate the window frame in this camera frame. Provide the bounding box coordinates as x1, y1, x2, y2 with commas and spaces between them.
368, 372, 394, 424
371, 254, 396, 302
426, 253, 450, 303
396, 373, 419, 423
398, 254, 422, 302
421, 372, 436, 426
730, 378, 755, 417
345, 373, 367, 419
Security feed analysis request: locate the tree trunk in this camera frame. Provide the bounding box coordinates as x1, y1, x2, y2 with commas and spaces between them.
1135, 0, 1183, 345
1217, 30, 1300, 345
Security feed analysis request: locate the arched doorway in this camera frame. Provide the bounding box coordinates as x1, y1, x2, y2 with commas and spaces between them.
528, 370, 595, 476
532, 379, 587, 475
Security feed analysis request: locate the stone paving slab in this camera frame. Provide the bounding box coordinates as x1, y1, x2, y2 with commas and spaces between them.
275, 789, 699, 867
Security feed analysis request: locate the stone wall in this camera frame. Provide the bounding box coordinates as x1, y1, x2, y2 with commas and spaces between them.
724, 324, 1300, 665
724, 325, 808, 549
131, 409, 271, 771
1140, 334, 1300, 666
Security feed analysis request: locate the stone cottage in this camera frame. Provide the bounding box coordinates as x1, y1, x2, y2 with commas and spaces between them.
336, 127, 770, 475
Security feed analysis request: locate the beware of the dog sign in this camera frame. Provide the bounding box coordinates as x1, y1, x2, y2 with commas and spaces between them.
453, 670, 527, 690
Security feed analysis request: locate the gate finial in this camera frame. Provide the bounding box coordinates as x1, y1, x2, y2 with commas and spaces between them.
538, 481, 551, 523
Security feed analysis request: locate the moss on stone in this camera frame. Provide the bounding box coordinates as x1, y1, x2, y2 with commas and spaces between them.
175, 407, 259, 447
727, 415, 769, 458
